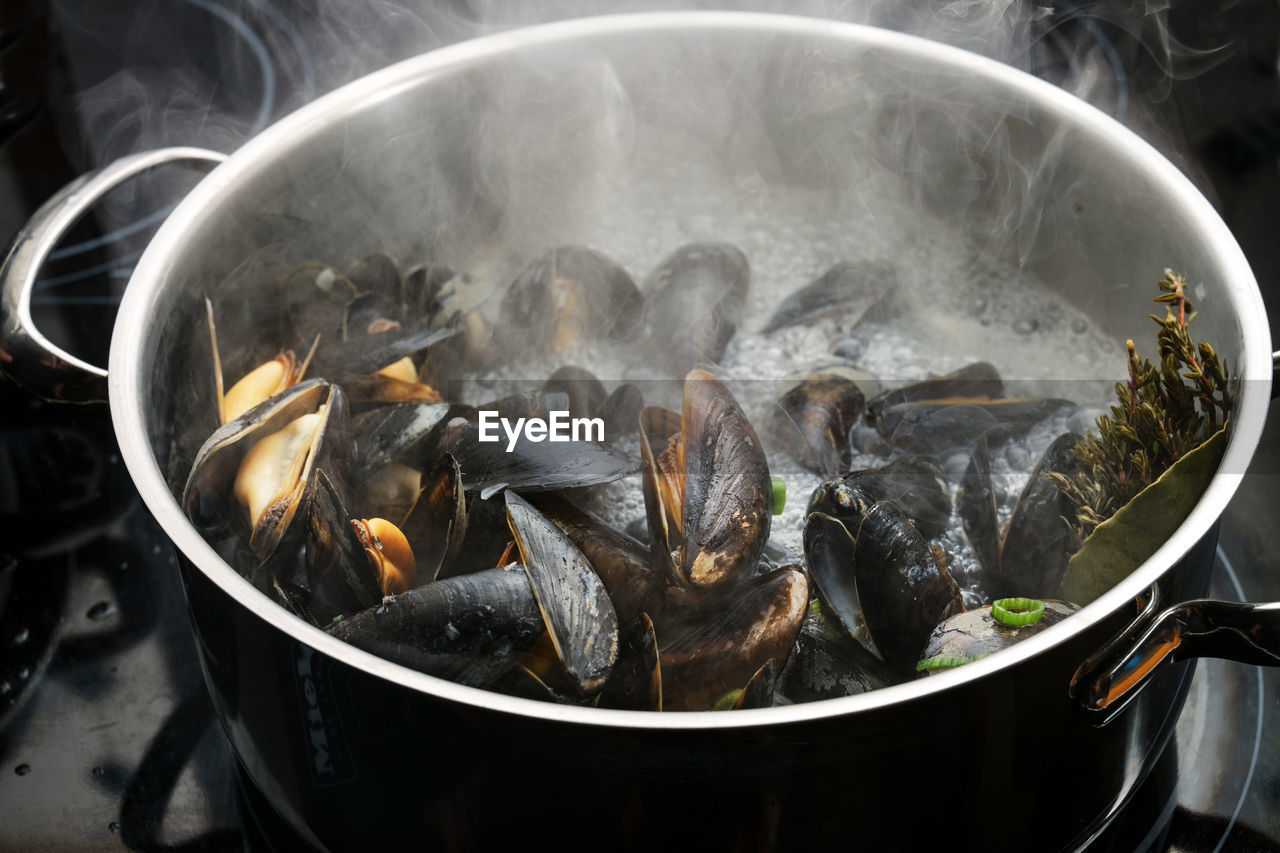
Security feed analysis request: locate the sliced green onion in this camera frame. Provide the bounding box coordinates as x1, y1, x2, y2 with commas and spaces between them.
915, 653, 991, 672
992, 597, 1045, 627
770, 476, 787, 515
712, 688, 743, 711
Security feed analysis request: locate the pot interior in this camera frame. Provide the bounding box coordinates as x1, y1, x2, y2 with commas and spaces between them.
117, 14, 1265, 712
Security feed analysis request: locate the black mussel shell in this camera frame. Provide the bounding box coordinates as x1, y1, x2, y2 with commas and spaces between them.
995, 432, 1084, 599
306, 468, 382, 623
601, 383, 644, 444
811, 455, 952, 540
805, 499, 963, 673
325, 565, 543, 687
776, 609, 894, 703
877, 397, 1076, 454
643, 242, 750, 375
762, 260, 894, 334
640, 369, 772, 590
866, 362, 1004, 421
505, 491, 619, 696
598, 613, 662, 711
768, 374, 866, 478
351, 401, 451, 475
445, 421, 639, 500
531, 495, 668, 629
501, 246, 643, 354
733, 658, 781, 710
544, 366, 608, 420
401, 453, 467, 584
311, 323, 456, 382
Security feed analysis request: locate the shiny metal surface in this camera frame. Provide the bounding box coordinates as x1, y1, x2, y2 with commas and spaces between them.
0, 147, 225, 403
24, 10, 1265, 849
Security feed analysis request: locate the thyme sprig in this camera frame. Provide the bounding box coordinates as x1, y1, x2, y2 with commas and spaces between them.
1049, 270, 1232, 542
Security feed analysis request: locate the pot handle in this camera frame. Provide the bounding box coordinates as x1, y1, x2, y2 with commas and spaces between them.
0, 147, 227, 403
1071, 594, 1280, 725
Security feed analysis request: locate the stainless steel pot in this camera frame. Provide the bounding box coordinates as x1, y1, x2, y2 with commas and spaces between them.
2, 12, 1274, 851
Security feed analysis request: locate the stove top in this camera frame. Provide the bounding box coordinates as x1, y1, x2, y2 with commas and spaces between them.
2, 1, 1279, 850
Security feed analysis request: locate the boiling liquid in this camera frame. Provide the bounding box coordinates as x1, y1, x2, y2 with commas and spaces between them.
468, 174, 1123, 605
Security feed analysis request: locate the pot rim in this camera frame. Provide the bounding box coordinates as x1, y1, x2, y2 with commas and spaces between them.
109, 10, 1271, 730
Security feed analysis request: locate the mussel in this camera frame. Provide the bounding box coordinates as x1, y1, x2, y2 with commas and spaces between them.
804, 491, 964, 673
642, 243, 750, 375
639, 368, 771, 590
501, 246, 644, 356
768, 374, 866, 478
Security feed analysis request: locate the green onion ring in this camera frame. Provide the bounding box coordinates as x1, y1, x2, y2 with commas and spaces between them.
992, 597, 1045, 627
770, 476, 787, 516
915, 654, 990, 671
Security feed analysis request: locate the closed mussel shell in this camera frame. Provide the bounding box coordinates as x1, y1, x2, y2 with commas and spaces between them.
325, 565, 543, 687
768, 374, 866, 478
762, 259, 894, 335
827, 455, 952, 541
866, 361, 1004, 422
643, 242, 749, 375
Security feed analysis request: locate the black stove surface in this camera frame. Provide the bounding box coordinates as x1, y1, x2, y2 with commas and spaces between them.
3, 1, 1280, 850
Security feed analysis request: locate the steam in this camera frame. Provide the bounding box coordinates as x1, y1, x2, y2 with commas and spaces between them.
44, 0, 1241, 413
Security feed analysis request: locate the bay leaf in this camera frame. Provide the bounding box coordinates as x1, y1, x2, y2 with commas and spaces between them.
1060, 426, 1227, 605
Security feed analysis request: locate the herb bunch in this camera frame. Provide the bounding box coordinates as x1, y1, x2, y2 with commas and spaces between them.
1049, 270, 1233, 542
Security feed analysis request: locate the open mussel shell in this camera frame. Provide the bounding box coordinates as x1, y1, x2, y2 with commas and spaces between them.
803, 510, 872, 649
325, 565, 543, 687
531, 494, 669, 629
762, 260, 894, 335
504, 491, 619, 696
501, 246, 643, 355
444, 417, 639, 500
995, 432, 1084, 599
917, 600, 1080, 676
640, 369, 772, 590
351, 401, 451, 474
767, 374, 866, 478
810, 455, 951, 541
181, 379, 345, 560
305, 468, 382, 623
658, 564, 809, 711
598, 612, 662, 712
310, 323, 456, 383
642, 242, 749, 375
401, 454, 467, 583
